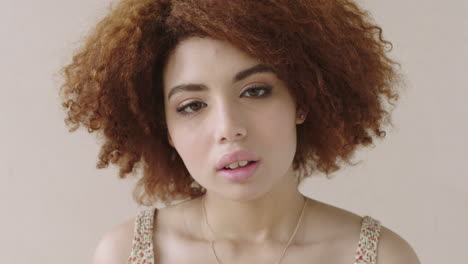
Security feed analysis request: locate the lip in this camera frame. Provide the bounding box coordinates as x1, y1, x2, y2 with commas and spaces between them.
218, 160, 260, 183
216, 150, 260, 171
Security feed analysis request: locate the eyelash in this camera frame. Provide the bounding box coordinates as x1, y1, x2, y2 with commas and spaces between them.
176, 85, 273, 116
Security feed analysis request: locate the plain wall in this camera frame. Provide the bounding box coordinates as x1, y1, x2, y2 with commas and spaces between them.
1, 0, 466, 263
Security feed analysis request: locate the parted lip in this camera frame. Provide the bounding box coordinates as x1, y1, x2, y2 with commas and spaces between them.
216, 150, 260, 171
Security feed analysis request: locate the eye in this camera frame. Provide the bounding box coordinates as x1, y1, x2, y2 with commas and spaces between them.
176, 101, 206, 116
243, 85, 272, 97
176, 85, 272, 116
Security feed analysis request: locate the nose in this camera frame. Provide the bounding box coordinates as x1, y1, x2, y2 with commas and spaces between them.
214, 103, 247, 144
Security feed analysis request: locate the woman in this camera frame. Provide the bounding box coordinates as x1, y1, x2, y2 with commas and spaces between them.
59, 0, 420, 263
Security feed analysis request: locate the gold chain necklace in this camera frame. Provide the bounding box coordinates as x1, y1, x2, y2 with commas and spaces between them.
201, 195, 307, 264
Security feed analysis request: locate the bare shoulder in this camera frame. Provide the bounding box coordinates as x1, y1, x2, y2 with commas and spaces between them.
306, 199, 364, 241
306, 199, 420, 264
92, 217, 135, 264
377, 225, 421, 264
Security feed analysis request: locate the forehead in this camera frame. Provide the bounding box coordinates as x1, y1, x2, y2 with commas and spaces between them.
162, 37, 259, 89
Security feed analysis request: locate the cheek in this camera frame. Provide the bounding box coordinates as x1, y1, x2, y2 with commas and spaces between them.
260, 99, 296, 137
264, 112, 297, 147
170, 128, 208, 172
257, 102, 298, 156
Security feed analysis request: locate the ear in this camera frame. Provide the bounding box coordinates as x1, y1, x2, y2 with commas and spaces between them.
295, 108, 309, 124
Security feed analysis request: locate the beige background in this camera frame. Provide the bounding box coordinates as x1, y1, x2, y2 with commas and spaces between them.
1, 0, 467, 263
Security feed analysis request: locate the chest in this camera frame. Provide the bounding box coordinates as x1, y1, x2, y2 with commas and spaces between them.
153, 233, 358, 264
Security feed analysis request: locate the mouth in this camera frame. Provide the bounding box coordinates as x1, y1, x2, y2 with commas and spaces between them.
215, 149, 260, 171
218, 160, 260, 183
221, 161, 257, 170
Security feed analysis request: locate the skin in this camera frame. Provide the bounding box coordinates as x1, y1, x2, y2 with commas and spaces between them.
162, 36, 308, 243
92, 36, 421, 264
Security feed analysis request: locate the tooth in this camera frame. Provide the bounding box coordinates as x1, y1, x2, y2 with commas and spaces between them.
228, 162, 240, 169
225, 161, 251, 169
238, 161, 248, 167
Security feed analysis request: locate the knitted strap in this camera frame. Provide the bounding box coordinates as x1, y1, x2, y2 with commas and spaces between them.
128, 208, 157, 264
353, 216, 381, 264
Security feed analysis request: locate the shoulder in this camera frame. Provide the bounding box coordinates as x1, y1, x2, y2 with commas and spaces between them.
92, 217, 136, 264
306, 199, 420, 264
377, 225, 421, 264
305, 199, 364, 242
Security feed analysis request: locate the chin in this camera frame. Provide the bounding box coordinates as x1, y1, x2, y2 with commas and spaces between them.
210, 178, 281, 202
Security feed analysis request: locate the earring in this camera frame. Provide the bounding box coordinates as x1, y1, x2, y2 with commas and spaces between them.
299, 114, 305, 120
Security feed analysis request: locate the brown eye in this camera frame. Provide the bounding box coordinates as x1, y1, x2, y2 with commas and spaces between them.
175, 85, 272, 117
243, 86, 272, 97
176, 102, 207, 115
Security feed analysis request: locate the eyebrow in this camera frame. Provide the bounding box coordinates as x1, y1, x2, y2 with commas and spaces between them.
167, 64, 274, 100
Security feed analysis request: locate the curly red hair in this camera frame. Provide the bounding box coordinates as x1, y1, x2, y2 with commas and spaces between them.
59, 0, 402, 206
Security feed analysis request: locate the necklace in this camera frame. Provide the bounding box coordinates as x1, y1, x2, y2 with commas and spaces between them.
201, 195, 308, 264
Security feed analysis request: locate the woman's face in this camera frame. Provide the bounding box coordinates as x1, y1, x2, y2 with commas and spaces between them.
163, 37, 305, 201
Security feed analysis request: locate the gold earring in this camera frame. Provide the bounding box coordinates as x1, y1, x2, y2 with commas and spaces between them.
298, 112, 306, 121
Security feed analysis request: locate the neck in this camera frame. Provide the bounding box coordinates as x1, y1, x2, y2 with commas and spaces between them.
199, 170, 307, 244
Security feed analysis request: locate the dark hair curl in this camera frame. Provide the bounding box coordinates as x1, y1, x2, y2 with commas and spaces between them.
59, 0, 402, 206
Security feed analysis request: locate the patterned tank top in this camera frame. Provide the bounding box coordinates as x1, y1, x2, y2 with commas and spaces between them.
128, 208, 381, 264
